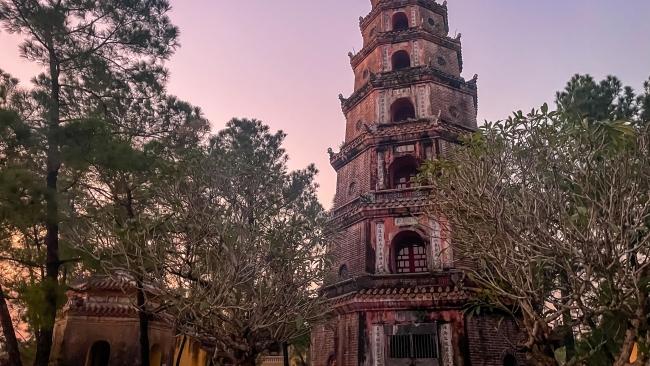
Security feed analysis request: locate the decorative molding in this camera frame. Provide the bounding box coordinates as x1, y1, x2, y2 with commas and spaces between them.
361, 0, 448, 32
350, 28, 461, 69
395, 217, 418, 227
341, 65, 477, 114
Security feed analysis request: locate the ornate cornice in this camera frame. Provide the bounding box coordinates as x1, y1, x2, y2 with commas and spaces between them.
323, 271, 471, 312
361, 0, 449, 32
341, 66, 477, 114
330, 118, 470, 171
328, 187, 430, 229
350, 28, 462, 70
60, 274, 171, 322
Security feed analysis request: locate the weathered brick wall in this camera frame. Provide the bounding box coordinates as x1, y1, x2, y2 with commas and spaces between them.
466, 314, 527, 366
310, 313, 361, 366
337, 313, 360, 366
361, 13, 383, 44
421, 42, 461, 75
344, 91, 379, 141
419, 8, 449, 36
330, 221, 368, 280
428, 83, 477, 128
311, 321, 336, 366
353, 50, 382, 91
334, 149, 373, 208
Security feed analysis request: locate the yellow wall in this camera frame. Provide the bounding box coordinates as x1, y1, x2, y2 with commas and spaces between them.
173, 336, 210, 366
150, 344, 162, 366
630, 342, 639, 363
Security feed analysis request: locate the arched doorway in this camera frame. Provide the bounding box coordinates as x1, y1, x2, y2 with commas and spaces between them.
327, 354, 337, 366
390, 98, 416, 122
86, 341, 110, 366
503, 354, 518, 366
391, 50, 411, 71
389, 155, 420, 189
392, 12, 409, 31
392, 231, 427, 273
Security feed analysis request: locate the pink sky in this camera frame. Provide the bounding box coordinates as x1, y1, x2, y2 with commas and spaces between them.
1, 0, 649, 207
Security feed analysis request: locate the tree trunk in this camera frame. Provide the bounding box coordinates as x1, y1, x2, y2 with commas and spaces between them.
0, 285, 22, 366
34, 45, 62, 366
282, 343, 290, 366
136, 282, 151, 366
559, 274, 576, 361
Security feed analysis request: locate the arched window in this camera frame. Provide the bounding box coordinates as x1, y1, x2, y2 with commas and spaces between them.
393, 231, 427, 273
390, 155, 420, 189
339, 264, 350, 280
390, 98, 416, 122
503, 354, 518, 366
391, 50, 411, 71
348, 181, 357, 196
392, 12, 409, 31
86, 341, 110, 366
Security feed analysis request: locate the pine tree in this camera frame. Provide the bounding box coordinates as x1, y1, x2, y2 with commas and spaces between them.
0, 1, 179, 364
68, 90, 208, 366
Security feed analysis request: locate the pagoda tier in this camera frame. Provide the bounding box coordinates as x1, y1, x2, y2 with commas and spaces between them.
311, 2, 526, 366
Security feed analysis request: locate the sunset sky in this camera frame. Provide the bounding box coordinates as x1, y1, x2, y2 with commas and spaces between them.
1, 0, 649, 207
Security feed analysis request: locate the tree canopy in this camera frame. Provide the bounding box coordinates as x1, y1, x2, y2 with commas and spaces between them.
422, 74, 650, 366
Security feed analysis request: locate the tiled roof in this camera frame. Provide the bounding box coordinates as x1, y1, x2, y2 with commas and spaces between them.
70, 273, 161, 295
61, 274, 170, 321
330, 284, 471, 312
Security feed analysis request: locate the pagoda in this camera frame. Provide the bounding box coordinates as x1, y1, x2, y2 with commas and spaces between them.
312, 1, 523, 366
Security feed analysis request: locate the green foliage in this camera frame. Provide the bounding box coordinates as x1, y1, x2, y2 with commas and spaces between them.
422, 75, 650, 365
161, 118, 329, 364
17, 280, 66, 332
0, 0, 189, 362
557, 74, 650, 126
573, 311, 630, 365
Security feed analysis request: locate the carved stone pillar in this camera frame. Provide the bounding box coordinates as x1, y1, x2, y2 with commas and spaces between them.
440, 323, 454, 366
371, 325, 385, 366
375, 222, 387, 274
410, 7, 417, 27
377, 90, 387, 123
429, 219, 442, 270
413, 40, 420, 67
382, 45, 390, 72
377, 151, 386, 190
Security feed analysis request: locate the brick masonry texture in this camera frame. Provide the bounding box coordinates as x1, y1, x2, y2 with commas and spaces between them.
312, 1, 525, 365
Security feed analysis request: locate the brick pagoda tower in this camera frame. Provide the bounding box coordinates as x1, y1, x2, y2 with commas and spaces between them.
311, 1, 523, 366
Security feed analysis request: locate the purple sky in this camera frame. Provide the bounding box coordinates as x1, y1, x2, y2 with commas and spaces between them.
1, 0, 649, 207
